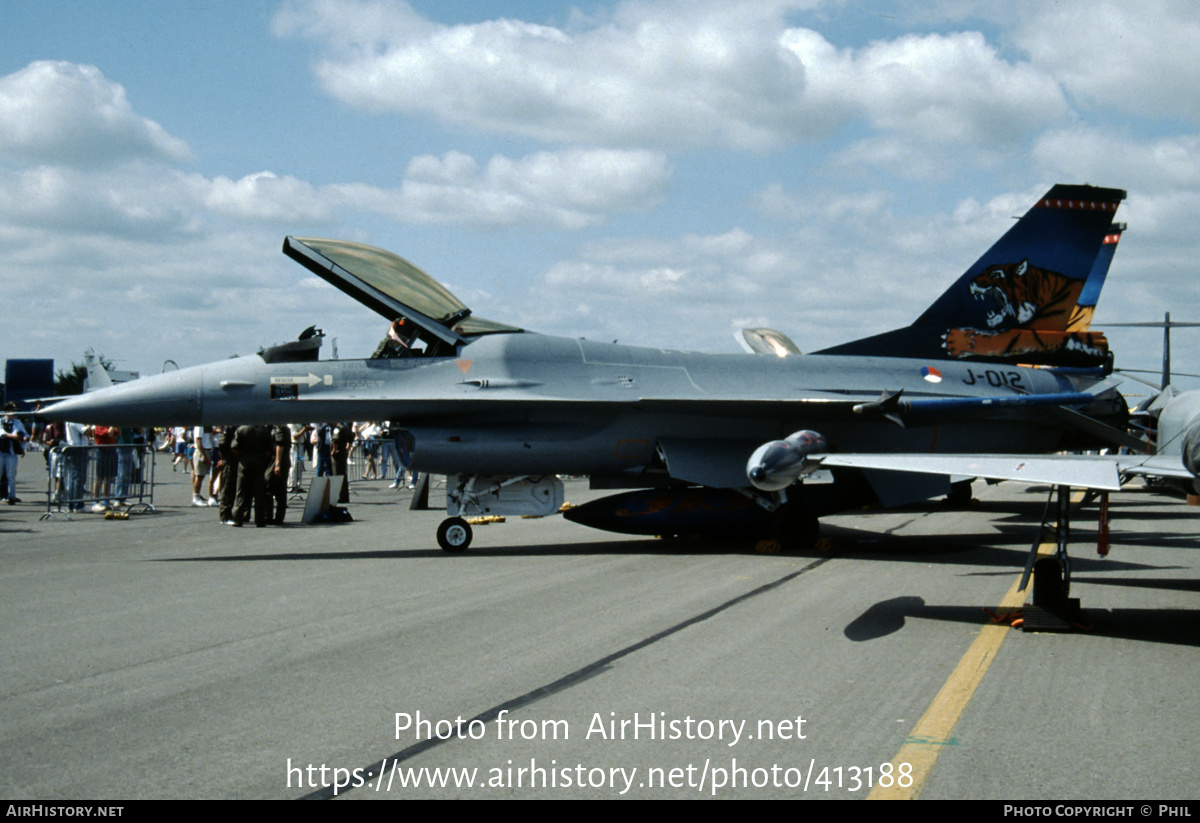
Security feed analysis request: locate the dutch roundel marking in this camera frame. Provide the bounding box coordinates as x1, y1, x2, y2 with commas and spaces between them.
921, 366, 943, 383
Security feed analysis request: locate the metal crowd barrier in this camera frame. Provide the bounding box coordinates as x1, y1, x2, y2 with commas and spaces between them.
41, 444, 157, 520
346, 438, 413, 484
287, 438, 417, 493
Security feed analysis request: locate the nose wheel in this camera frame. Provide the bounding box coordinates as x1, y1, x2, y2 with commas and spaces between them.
437, 517, 473, 552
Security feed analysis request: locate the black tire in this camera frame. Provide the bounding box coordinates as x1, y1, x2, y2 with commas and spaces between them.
1032, 557, 1068, 607
773, 505, 819, 550
946, 480, 973, 507
437, 517, 473, 552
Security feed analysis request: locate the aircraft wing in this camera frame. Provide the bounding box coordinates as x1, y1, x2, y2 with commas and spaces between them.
813, 452, 1194, 492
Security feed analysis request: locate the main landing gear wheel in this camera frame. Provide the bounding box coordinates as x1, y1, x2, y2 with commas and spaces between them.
773, 505, 819, 551
437, 517, 473, 552
1031, 556, 1068, 608
946, 480, 973, 507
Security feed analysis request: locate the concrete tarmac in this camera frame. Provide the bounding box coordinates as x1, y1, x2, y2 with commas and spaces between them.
2, 454, 1198, 800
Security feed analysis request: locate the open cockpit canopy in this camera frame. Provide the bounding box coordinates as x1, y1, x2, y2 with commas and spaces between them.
283, 237, 521, 352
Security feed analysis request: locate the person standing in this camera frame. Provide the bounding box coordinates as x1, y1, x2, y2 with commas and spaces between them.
288, 423, 308, 492
115, 426, 137, 505
330, 422, 354, 504
265, 425, 291, 525
217, 425, 239, 525
62, 420, 87, 512
191, 426, 215, 507
0, 403, 28, 504
42, 419, 65, 504
381, 421, 402, 488
358, 421, 380, 479
88, 425, 118, 512
232, 424, 269, 527
314, 422, 332, 477
170, 426, 188, 471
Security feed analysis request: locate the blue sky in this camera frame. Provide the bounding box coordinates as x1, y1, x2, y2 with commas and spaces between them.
3, 0, 1200, 399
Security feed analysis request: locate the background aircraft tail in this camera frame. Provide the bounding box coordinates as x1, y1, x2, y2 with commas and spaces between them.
818, 184, 1126, 367
82, 347, 114, 392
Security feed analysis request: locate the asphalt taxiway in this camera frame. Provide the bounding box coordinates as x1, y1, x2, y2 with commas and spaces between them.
1, 458, 1198, 800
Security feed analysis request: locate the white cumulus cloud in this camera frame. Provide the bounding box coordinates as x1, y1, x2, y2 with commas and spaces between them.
1015, 0, 1200, 122
275, 0, 1072, 161
0, 61, 191, 167
331, 148, 671, 228
274, 0, 822, 150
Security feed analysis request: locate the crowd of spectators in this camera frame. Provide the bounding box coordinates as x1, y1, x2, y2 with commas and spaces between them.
5, 413, 418, 523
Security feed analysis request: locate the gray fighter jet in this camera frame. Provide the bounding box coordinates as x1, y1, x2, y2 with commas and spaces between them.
47, 184, 1194, 555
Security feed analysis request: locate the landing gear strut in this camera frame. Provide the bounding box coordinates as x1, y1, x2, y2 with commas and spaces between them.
434, 474, 565, 553
1019, 484, 1086, 630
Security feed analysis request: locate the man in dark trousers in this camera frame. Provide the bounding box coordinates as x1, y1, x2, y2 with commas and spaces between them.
265, 424, 292, 525
330, 422, 354, 505
232, 424, 269, 527
1, 402, 29, 503
217, 425, 239, 525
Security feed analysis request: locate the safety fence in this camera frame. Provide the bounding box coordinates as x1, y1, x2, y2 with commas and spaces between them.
37, 439, 420, 520
286, 439, 419, 490
41, 444, 157, 520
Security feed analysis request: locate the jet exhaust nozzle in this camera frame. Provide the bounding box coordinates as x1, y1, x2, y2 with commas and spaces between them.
746, 430, 828, 492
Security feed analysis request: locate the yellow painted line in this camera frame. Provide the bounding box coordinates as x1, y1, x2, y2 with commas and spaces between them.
868, 490, 1083, 800
866, 579, 1023, 799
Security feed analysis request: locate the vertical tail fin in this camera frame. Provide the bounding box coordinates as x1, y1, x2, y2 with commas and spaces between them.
82, 347, 114, 392
819, 184, 1126, 366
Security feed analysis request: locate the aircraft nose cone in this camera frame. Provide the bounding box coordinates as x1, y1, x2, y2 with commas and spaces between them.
43, 367, 203, 426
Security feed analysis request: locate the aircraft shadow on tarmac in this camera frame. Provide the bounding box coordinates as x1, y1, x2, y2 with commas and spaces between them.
148, 517, 1048, 562
1105, 532, 1200, 551
843, 595, 1200, 647
1073, 574, 1200, 594
153, 536, 778, 563
1080, 607, 1200, 645
1098, 505, 1200, 524
150, 509, 1193, 567
844, 596, 977, 642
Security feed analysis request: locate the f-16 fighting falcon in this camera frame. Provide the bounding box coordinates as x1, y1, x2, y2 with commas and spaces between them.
47, 184, 1194, 563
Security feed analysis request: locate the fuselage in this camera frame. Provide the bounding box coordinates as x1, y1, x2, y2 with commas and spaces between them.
45, 330, 1097, 484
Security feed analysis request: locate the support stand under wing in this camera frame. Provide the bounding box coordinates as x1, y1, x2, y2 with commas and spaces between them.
1018, 484, 1091, 631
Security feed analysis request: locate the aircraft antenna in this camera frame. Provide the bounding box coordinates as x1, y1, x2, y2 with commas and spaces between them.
1101, 312, 1200, 389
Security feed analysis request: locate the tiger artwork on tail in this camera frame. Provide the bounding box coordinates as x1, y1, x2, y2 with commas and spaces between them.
942, 259, 1108, 364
